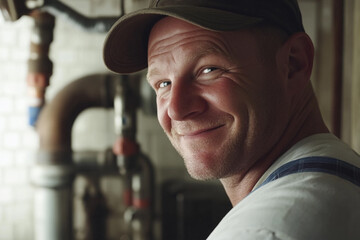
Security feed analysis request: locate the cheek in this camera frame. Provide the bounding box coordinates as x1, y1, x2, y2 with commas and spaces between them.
156, 98, 170, 132
203, 79, 247, 113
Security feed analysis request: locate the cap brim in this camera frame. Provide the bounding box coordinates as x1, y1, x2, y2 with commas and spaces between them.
103, 6, 263, 74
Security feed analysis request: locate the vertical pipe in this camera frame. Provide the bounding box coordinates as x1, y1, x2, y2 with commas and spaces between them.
34, 184, 73, 240
351, 0, 360, 152
332, 0, 344, 137
113, 76, 154, 240
32, 163, 74, 240
27, 11, 55, 127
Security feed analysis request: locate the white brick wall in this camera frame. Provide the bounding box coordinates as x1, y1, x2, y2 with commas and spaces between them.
0, 14, 36, 240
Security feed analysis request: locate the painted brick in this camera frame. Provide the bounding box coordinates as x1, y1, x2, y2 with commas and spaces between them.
1, 82, 27, 98
0, 223, 14, 240
3, 132, 21, 149
0, 150, 13, 167
13, 186, 34, 202
10, 48, 30, 61
3, 202, 32, 223
0, 97, 14, 114
14, 97, 28, 113
90, 0, 121, 16
0, 187, 14, 204
16, 25, 32, 49
0, 47, 10, 61
0, 25, 17, 46
0, 116, 6, 132
21, 131, 39, 149
124, 0, 148, 14
3, 168, 28, 185
61, 0, 91, 16
15, 150, 36, 167
14, 221, 34, 240
8, 115, 27, 132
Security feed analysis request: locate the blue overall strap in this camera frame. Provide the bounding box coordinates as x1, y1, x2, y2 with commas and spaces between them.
255, 156, 360, 190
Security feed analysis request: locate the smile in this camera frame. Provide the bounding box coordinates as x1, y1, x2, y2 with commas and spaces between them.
178, 124, 225, 137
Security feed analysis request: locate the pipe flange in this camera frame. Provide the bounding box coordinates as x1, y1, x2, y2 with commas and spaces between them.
31, 164, 75, 188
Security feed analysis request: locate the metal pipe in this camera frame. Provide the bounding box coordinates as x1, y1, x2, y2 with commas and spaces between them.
27, 10, 55, 127
73, 149, 118, 175
332, 0, 345, 137
113, 77, 154, 240
32, 73, 117, 240
0, 0, 28, 21
37, 73, 115, 153
131, 153, 154, 240
0, 0, 121, 32
42, 0, 120, 33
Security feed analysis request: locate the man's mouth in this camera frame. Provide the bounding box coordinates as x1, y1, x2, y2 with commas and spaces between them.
178, 124, 225, 137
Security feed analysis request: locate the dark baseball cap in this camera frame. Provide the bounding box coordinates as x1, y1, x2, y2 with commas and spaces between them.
103, 0, 305, 74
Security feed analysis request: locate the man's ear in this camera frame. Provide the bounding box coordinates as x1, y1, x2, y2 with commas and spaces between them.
278, 32, 314, 94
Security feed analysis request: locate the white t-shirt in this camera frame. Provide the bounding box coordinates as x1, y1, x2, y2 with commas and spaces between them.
207, 134, 360, 240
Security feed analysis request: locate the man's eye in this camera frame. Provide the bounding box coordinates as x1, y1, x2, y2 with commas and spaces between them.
159, 81, 171, 88
203, 67, 217, 74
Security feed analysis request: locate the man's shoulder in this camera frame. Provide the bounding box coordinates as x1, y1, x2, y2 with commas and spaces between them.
209, 171, 360, 240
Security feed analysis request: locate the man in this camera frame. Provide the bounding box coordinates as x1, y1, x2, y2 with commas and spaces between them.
103, 0, 360, 239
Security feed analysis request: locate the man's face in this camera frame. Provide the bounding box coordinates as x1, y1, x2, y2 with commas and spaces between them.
147, 17, 291, 180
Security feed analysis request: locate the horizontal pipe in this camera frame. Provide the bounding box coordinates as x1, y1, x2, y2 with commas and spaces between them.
42, 0, 120, 33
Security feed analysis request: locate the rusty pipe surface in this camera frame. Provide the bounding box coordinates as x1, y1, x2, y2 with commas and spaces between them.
36, 74, 116, 161
27, 11, 55, 127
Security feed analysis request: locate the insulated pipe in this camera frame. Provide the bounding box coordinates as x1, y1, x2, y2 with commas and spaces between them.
32, 74, 116, 240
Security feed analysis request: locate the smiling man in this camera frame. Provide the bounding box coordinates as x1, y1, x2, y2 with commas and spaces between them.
146, 18, 300, 201
104, 0, 360, 239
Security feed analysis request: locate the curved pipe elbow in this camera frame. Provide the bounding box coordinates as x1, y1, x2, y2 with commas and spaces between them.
36, 74, 116, 155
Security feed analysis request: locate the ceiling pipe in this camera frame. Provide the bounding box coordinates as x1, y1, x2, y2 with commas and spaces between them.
0, 0, 121, 33
41, 0, 121, 33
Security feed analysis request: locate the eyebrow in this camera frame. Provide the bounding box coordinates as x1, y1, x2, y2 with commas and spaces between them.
146, 67, 161, 83
146, 46, 225, 82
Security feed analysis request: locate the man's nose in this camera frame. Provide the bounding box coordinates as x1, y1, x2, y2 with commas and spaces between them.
167, 82, 206, 120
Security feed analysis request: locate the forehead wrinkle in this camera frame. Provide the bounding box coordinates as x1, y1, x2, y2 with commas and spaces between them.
149, 26, 232, 58
147, 30, 234, 82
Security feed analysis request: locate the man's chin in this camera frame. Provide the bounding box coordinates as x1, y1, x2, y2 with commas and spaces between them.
184, 160, 221, 181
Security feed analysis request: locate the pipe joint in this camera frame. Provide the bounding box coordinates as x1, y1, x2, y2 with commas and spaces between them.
31, 164, 74, 188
